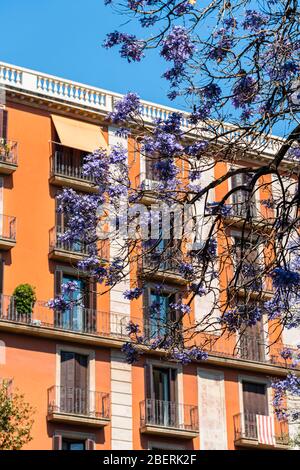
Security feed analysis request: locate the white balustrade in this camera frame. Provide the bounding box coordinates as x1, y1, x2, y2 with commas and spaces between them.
0, 60, 285, 156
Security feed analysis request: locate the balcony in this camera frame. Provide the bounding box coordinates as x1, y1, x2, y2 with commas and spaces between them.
49, 226, 108, 263
0, 215, 16, 250
135, 172, 160, 204
140, 249, 187, 284
47, 386, 110, 427
233, 412, 289, 449
0, 139, 18, 174
220, 202, 274, 232
140, 399, 199, 439
0, 294, 137, 340
49, 151, 96, 192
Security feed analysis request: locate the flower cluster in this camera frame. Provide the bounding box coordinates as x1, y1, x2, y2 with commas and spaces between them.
123, 287, 143, 300
161, 26, 194, 64
169, 301, 191, 315
172, 347, 208, 364
47, 297, 68, 312
272, 372, 300, 421
232, 76, 258, 109
161, 26, 194, 87
207, 202, 232, 217
242, 10, 268, 32
271, 268, 300, 289
179, 262, 195, 280
121, 342, 141, 364
221, 305, 262, 332
103, 32, 145, 62
208, 29, 233, 62
109, 92, 141, 124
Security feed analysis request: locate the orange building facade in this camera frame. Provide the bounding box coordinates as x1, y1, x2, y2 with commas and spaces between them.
0, 62, 297, 450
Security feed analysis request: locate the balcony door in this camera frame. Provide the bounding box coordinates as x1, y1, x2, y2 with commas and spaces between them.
233, 235, 262, 289
60, 351, 88, 415
242, 381, 268, 439
231, 172, 256, 217
239, 319, 265, 362
147, 290, 177, 339
62, 274, 85, 332
54, 271, 97, 333
146, 365, 178, 428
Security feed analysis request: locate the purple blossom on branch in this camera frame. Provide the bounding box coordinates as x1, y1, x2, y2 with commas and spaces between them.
103, 31, 145, 62
109, 92, 141, 123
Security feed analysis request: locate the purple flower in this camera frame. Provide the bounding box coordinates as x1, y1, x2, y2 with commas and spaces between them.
242, 10, 268, 32
208, 30, 233, 62
271, 268, 300, 289
109, 92, 141, 123
161, 26, 195, 64
185, 141, 208, 156
104, 32, 145, 62
109, 144, 128, 164
169, 302, 191, 315
232, 76, 258, 109
126, 321, 140, 334
47, 297, 68, 312
179, 262, 195, 280
121, 342, 141, 364
280, 348, 294, 361
172, 347, 208, 364
123, 288, 143, 300
139, 15, 158, 28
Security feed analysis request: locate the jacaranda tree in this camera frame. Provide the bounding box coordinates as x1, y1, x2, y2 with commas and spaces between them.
48, 0, 300, 427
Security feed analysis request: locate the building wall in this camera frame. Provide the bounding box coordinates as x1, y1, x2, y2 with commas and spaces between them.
0, 92, 292, 451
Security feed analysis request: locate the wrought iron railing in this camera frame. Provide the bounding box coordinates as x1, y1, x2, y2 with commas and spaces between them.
233, 412, 289, 445
140, 399, 198, 432
0, 294, 138, 338
49, 226, 108, 259
50, 151, 95, 183
141, 249, 183, 276
47, 385, 110, 419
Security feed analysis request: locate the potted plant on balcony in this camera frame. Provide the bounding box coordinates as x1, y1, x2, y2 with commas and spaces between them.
12, 284, 36, 323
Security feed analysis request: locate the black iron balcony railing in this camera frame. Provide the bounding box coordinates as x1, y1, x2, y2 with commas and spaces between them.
0, 215, 16, 241
140, 399, 199, 432
47, 385, 110, 419
0, 138, 18, 165
230, 200, 257, 219
50, 151, 95, 183
141, 248, 183, 277
233, 412, 289, 446
0, 294, 140, 339
49, 226, 91, 256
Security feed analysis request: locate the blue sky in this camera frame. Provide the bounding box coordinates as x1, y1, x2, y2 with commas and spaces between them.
1, 0, 177, 108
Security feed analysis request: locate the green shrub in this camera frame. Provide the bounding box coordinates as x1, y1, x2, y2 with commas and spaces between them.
12, 284, 36, 315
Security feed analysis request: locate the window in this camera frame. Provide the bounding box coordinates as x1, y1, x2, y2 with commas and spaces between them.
53, 435, 95, 450
62, 439, 85, 451
0, 109, 8, 140
231, 172, 256, 217
60, 351, 88, 415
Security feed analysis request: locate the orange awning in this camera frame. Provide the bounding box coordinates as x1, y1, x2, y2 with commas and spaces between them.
51, 114, 107, 152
